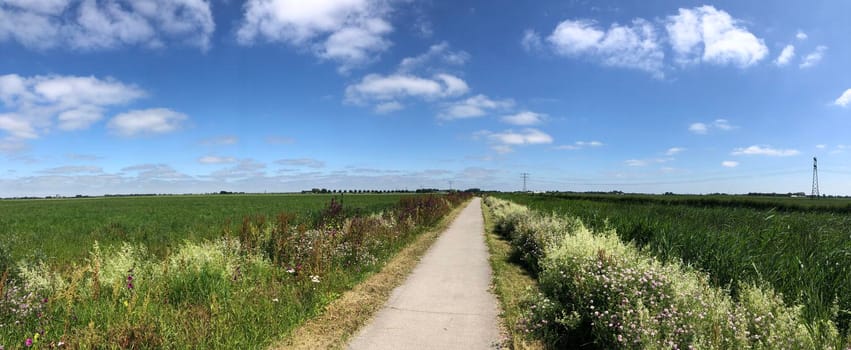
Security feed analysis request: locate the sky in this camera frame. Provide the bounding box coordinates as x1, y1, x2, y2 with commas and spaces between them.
1, 0, 850, 196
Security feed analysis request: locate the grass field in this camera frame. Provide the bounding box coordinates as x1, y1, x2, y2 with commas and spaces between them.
491, 193, 851, 346
0, 194, 404, 264
0, 193, 469, 349
485, 196, 851, 348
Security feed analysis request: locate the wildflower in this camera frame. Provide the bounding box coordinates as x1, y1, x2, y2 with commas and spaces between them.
310, 275, 320, 283
286, 268, 295, 274
58, 341, 65, 347
25, 338, 33, 347
127, 282, 134, 290
272, 298, 279, 303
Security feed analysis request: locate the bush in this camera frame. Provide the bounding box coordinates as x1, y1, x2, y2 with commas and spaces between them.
484, 197, 849, 349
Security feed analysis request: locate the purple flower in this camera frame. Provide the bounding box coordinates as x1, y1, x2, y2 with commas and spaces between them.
127, 275, 133, 282
127, 282, 134, 290
25, 338, 33, 347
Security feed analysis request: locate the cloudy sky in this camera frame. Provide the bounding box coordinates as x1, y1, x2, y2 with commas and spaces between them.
1, 0, 850, 196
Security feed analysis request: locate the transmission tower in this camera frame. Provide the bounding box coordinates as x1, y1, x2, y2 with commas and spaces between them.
521, 173, 529, 192
811, 157, 820, 198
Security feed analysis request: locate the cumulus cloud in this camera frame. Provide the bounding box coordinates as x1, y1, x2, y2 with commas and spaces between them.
721, 160, 739, 168
397, 42, 469, 73
799, 45, 827, 69
0, 74, 146, 139
345, 73, 469, 107
775, 45, 795, 66
108, 108, 187, 136
521, 29, 543, 52
501, 111, 546, 125
547, 18, 665, 76
666, 6, 768, 68
555, 141, 604, 151
688, 122, 708, 134
476, 128, 553, 154
199, 156, 236, 164
276, 158, 326, 168
835, 89, 851, 108
237, 0, 394, 72
731, 145, 800, 157
796, 30, 808, 41
440, 94, 514, 120
0, 0, 215, 51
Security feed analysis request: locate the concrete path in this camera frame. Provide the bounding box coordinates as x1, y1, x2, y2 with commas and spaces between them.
348, 198, 501, 349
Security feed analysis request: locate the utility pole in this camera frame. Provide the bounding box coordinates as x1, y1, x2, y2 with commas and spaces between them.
521, 172, 529, 192
811, 157, 820, 198
448, 180, 453, 191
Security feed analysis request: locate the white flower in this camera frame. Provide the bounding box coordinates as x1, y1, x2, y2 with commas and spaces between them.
286, 268, 295, 274
272, 298, 279, 303
310, 275, 320, 283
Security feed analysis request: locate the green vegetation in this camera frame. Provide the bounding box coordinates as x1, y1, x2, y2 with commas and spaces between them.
498, 193, 851, 334
481, 201, 544, 350
0, 193, 470, 349
485, 196, 850, 349
0, 194, 403, 263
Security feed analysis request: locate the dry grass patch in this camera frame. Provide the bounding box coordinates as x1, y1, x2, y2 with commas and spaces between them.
270, 200, 471, 350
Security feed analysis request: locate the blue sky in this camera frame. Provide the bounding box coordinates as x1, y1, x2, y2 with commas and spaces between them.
1, 0, 850, 196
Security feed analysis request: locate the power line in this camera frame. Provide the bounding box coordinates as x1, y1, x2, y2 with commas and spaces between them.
521, 172, 529, 192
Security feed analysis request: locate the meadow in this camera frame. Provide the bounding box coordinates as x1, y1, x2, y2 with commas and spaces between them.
0, 194, 403, 264
486, 194, 851, 348
0, 193, 470, 348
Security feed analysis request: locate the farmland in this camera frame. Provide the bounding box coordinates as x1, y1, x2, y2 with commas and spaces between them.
0, 193, 470, 348
0, 194, 403, 264
486, 193, 851, 348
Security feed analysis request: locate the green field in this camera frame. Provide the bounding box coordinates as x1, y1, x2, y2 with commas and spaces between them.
494, 192, 851, 340
0, 193, 468, 348
0, 194, 403, 264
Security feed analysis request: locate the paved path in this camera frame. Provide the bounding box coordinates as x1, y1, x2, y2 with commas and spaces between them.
348, 198, 501, 349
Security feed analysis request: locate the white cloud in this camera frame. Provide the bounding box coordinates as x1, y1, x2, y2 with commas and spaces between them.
665, 147, 686, 156
666, 6, 768, 68
39, 165, 103, 174
625, 159, 647, 167
731, 145, 800, 157
713, 118, 733, 130
0, 0, 215, 51
796, 30, 808, 41
199, 156, 236, 164
721, 160, 739, 168
521, 29, 543, 52
0, 74, 145, 139
555, 140, 604, 150
688, 122, 708, 134
816, 144, 827, 149
237, 0, 393, 72
440, 94, 514, 120
476, 128, 553, 153
835, 89, 851, 107
108, 108, 187, 136
397, 42, 469, 73
277, 158, 326, 168
775, 45, 795, 66
547, 18, 665, 76
345, 73, 469, 107
799, 45, 827, 69
374, 101, 403, 114
689, 119, 734, 134
501, 111, 546, 125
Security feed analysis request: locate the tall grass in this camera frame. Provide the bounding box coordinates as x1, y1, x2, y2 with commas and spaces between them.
499, 193, 851, 333
0, 193, 470, 348
485, 197, 850, 349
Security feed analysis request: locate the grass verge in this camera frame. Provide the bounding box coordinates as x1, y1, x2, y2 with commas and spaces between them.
482, 199, 546, 350
270, 199, 472, 349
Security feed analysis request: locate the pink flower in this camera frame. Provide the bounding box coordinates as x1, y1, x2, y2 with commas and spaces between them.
25, 338, 33, 347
